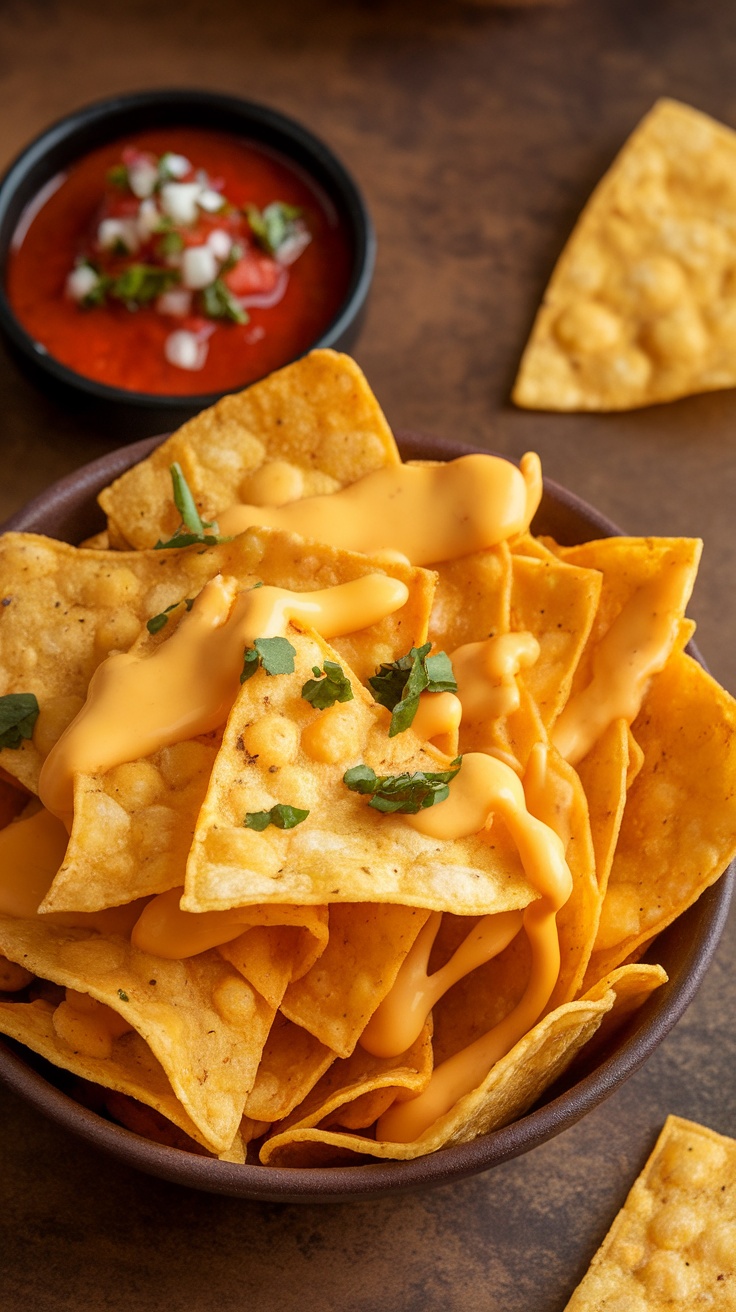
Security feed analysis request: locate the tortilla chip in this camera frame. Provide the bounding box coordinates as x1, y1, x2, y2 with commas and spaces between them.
98, 350, 401, 550
579, 962, 668, 1052
428, 545, 511, 653
281, 903, 431, 1057
513, 99, 736, 411
575, 717, 631, 892
260, 992, 613, 1164
183, 629, 536, 917
243, 1012, 335, 1123
564, 1116, 736, 1309
0, 995, 232, 1155
0, 914, 274, 1153
584, 648, 736, 987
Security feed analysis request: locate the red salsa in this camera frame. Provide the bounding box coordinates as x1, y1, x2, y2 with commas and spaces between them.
6, 128, 354, 395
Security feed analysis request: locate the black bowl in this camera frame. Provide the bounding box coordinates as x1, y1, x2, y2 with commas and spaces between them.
0, 431, 732, 1202
0, 89, 375, 441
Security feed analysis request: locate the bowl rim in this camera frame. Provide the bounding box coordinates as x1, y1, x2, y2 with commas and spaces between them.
0, 429, 732, 1203
0, 88, 375, 409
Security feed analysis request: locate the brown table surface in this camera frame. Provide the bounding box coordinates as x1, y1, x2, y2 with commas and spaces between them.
1, 1, 735, 1308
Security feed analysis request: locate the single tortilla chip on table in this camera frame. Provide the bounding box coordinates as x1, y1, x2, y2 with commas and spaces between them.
583, 647, 736, 988
0, 915, 274, 1154
97, 349, 401, 550
513, 99, 736, 411
564, 1115, 736, 1310
183, 630, 537, 918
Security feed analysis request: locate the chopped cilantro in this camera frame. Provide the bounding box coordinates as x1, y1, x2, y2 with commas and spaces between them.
244, 803, 309, 831
146, 597, 194, 634
106, 164, 129, 190
240, 636, 296, 682
109, 263, 179, 309
343, 758, 462, 814
118, 989, 129, 1002
369, 643, 457, 736
0, 692, 40, 750
245, 201, 304, 256
154, 463, 232, 550
200, 278, 248, 325
301, 661, 354, 710
155, 230, 185, 259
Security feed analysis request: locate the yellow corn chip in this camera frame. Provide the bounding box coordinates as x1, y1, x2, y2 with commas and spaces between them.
564, 1116, 736, 1309
243, 1012, 335, 1124
98, 350, 401, 550
514, 99, 736, 411
584, 648, 736, 986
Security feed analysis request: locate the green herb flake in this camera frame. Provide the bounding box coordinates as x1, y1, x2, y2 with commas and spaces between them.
118, 989, 129, 1002
106, 164, 129, 190
0, 692, 40, 750
109, 263, 180, 310
240, 636, 296, 682
154, 463, 232, 550
155, 230, 185, 259
244, 803, 309, 831
245, 201, 304, 256
343, 757, 462, 814
369, 643, 457, 737
200, 278, 248, 325
301, 661, 354, 710
146, 598, 194, 634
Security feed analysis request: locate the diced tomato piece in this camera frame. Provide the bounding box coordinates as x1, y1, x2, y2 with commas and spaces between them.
224, 253, 281, 296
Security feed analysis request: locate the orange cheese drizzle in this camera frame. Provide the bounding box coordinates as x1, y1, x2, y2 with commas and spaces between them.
38, 572, 408, 825
217, 453, 543, 565
374, 751, 572, 1142
552, 561, 695, 766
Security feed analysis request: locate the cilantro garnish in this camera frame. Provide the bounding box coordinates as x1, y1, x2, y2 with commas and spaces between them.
200, 278, 248, 325
369, 643, 457, 737
0, 692, 39, 750
240, 637, 296, 682
245, 201, 304, 256
343, 758, 462, 814
155, 230, 185, 259
154, 463, 232, 550
301, 661, 354, 710
106, 164, 129, 190
146, 597, 194, 634
110, 264, 179, 309
118, 989, 129, 1002
244, 803, 309, 831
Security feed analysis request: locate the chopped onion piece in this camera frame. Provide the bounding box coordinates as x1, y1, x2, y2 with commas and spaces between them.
128, 158, 159, 199
181, 245, 218, 290
156, 288, 192, 318
276, 228, 312, 266
160, 182, 202, 226
198, 188, 225, 213
160, 152, 191, 179
206, 229, 232, 260
65, 265, 99, 301
164, 329, 208, 371
137, 197, 161, 238
97, 217, 140, 254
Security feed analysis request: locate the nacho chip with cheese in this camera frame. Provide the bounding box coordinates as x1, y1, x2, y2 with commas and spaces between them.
98, 349, 401, 550
513, 98, 736, 411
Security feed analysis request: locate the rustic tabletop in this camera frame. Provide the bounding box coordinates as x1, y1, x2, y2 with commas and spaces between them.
1, 1, 735, 1309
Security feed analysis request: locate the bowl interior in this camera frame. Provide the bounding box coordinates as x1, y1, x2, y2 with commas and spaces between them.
0, 430, 732, 1202
0, 90, 374, 419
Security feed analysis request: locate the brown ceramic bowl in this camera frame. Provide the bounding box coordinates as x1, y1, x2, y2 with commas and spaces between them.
0, 431, 732, 1203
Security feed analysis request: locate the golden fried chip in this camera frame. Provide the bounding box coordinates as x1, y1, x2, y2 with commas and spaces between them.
98, 350, 400, 550
584, 648, 736, 987
243, 1012, 335, 1124
513, 99, 736, 411
428, 545, 512, 652
183, 630, 536, 918
575, 717, 631, 891
281, 903, 431, 1057
259, 1022, 433, 1166
260, 991, 614, 1164
564, 1116, 736, 1309
0, 995, 235, 1155
0, 914, 274, 1153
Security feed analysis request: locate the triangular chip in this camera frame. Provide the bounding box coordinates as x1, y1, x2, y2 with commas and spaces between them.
513, 99, 736, 411
98, 350, 400, 550
183, 630, 536, 917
